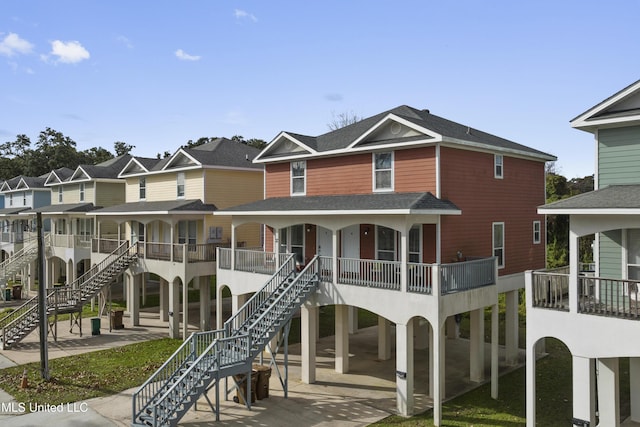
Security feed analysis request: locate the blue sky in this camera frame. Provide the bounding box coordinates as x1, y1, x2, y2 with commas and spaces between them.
1, 1, 639, 179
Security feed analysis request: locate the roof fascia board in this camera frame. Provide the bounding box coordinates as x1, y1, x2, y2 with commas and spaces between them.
538, 208, 640, 215
69, 167, 91, 181
440, 138, 556, 162
118, 158, 150, 178
255, 137, 440, 164
89, 210, 210, 216
347, 113, 442, 149
253, 132, 316, 162
15, 178, 29, 189
44, 172, 62, 186
215, 208, 461, 216
161, 149, 202, 171
571, 81, 640, 129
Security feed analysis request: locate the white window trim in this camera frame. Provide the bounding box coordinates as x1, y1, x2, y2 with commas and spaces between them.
409, 224, 422, 263
79, 183, 85, 202
373, 151, 394, 192
533, 220, 541, 244
290, 160, 306, 196
494, 154, 503, 179
493, 222, 505, 269
58, 186, 63, 203
139, 177, 146, 200
375, 225, 397, 261
177, 172, 185, 199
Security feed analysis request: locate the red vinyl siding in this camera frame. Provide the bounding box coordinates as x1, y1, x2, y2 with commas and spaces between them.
439, 147, 546, 274
306, 154, 372, 195
395, 147, 437, 193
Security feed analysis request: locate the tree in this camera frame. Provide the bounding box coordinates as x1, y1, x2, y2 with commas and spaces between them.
114, 141, 135, 156
327, 110, 362, 130
80, 147, 114, 165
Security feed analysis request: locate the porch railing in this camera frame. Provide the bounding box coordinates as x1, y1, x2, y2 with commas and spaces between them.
337, 257, 401, 290
531, 269, 570, 311
440, 257, 496, 294
92, 238, 121, 254
579, 276, 640, 319
219, 249, 495, 295
51, 234, 91, 249
95, 238, 220, 264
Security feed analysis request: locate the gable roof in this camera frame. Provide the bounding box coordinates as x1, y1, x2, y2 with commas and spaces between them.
571, 80, 640, 132
216, 192, 460, 216
0, 175, 47, 192
118, 157, 162, 177
45, 167, 74, 186
255, 105, 556, 163
161, 138, 263, 172
23, 202, 98, 215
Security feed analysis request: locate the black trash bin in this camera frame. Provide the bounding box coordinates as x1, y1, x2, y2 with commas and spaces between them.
12, 285, 22, 300
91, 318, 101, 336
252, 364, 272, 400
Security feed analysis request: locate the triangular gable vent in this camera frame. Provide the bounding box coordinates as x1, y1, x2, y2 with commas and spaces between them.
163, 150, 200, 170
349, 114, 440, 149
119, 159, 149, 177
15, 178, 29, 190
69, 167, 91, 182
45, 172, 62, 186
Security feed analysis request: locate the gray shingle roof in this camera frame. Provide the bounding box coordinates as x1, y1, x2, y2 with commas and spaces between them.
541, 185, 640, 210
218, 192, 459, 213
91, 199, 217, 214
75, 155, 132, 180
0, 207, 30, 216
274, 105, 555, 159
25, 203, 98, 214
180, 138, 263, 170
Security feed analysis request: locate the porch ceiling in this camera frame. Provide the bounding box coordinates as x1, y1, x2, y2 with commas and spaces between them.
215, 191, 460, 216
539, 184, 640, 214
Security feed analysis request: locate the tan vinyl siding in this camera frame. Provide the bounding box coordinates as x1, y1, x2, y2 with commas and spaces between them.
142, 170, 203, 202
599, 126, 640, 187
95, 182, 125, 207
203, 169, 263, 209
184, 170, 204, 200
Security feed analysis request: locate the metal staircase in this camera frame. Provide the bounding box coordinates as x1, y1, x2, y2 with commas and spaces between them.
0, 236, 42, 295
0, 241, 137, 350
132, 254, 321, 427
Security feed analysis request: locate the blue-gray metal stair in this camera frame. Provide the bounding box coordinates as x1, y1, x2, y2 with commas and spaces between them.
132, 255, 321, 427
0, 236, 43, 296
0, 241, 137, 349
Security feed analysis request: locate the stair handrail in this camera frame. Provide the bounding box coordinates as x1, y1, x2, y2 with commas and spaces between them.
143, 259, 321, 426
247, 256, 319, 338
223, 253, 296, 335
0, 290, 56, 348
0, 233, 46, 278
66, 240, 134, 291
131, 329, 226, 425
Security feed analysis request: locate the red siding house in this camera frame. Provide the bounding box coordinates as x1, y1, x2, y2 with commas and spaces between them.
215, 105, 555, 425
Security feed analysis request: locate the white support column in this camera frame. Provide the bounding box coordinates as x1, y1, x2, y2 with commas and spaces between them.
66, 260, 73, 285
182, 278, 189, 340
159, 278, 169, 322
526, 339, 537, 427
168, 279, 180, 339
470, 308, 485, 383
428, 322, 434, 397
378, 316, 391, 361
199, 276, 211, 331
505, 290, 519, 365
141, 272, 147, 306
630, 357, 640, 422
348, 306, 358, 334
491, 303, 498, 399
332, 229, 338, 284
129, 273, 140, 326
301, 304, 317, 384
216, 286, 224, 330
232, 293, 248, 316
572, 356, 596, 427
396, 319, 414, 417
400, 228, 408, 293
335, 304, 349, 374
597, 357, 620, 427
569, 229, 580, 314
433, 320, 445, 426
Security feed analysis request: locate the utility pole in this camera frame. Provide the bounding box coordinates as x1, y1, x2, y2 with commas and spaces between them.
37, 212, 49, 380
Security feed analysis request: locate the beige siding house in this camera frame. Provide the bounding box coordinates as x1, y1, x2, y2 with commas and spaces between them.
90, 138, 263, 338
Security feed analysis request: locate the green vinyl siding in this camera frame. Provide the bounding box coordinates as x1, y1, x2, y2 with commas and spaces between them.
598, 126, 640, 187
599, 230, 622, 278
598, 230, 625, 306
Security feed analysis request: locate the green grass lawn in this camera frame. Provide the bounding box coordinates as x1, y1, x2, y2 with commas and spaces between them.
0, 338, 182, 409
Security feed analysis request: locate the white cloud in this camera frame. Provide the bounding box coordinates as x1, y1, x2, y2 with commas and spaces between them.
234, 9, 257, 22
175, 49, 201, 61
49, 40, 90, 63
0, 32, 34, 57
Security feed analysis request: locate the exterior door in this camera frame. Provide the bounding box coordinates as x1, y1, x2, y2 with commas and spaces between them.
317, 226, 333, 257
341, 225, 360, 273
